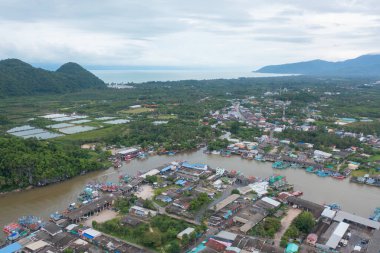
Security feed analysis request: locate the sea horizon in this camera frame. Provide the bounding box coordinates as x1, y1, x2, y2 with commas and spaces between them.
90, 69, 295, 83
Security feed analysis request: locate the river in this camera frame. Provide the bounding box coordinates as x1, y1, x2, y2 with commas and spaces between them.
1, 149, 379, 234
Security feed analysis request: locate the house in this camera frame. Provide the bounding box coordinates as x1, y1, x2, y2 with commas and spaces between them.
173, 199, 191, 210
41, 222, 62, 236
314, 150, 332, 159
81, 228, 102, 240
121, 215, 142, 226
286, 196, 324, 218
0, 242, 22, 253
129, 205, 157, 217
210, 194, 240, 212
249, 181, 269, 197
325, 222, 349, 249
215, 231, 238, 242
205, 239, 227, 252
24, 240, 49, 253
261, 197, 281, 208
175, 179, 188, 186
156, 195, 173, 203
139, 169, 160, 179
213, 179, 223, 189
177, 227, 195, 240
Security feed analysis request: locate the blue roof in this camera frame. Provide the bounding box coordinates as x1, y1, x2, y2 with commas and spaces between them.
285, 243, 299, 253
176, 179, 187, 185
160, 165, 172, 173
0, 242, 22, 253
83, 233, 94, 239
181, 162, 207, 171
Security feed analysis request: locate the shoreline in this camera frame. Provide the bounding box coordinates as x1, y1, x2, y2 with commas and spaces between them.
0, 166, 110, 197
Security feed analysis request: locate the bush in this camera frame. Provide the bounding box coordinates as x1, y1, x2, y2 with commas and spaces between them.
231, 189, 240, 195
293, 211, 315, 234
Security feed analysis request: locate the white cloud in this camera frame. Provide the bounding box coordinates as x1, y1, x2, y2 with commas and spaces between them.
0, 0, 379, 68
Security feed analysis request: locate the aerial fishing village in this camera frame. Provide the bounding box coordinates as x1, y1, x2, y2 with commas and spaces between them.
1, 143, 380, 253
2, 96, 380, 253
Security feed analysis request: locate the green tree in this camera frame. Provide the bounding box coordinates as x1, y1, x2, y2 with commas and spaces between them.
231, 189, 240, 195
293, 211, 315, 234
167, 241, 181, 253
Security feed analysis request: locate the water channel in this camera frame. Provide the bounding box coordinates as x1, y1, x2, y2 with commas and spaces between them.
1, 149, 379, 232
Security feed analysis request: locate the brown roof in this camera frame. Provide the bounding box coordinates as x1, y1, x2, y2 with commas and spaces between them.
205, 239, 227, 252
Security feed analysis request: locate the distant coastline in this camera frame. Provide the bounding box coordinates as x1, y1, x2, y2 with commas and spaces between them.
91, 69, 296, 83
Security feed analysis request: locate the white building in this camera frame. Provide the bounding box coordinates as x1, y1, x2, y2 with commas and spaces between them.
325, 222, 349, 249
314, 150, 332, 159
249, 182, 269, 197
177, 227, 195, 240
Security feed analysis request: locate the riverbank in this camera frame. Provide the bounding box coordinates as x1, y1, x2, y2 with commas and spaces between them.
1, 149, 380, 230
0, 166, 111, 196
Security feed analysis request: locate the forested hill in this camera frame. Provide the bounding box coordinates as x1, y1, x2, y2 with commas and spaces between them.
0, 59, 105, 96
256, 54, 380, 77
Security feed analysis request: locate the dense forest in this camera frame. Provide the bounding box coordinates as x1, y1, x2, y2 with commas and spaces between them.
110, 119, 216, 151
0, 136, 108, 191
276, 128, 361, 150
0, 59, 105, 96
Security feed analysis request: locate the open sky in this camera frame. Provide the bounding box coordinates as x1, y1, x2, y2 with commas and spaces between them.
0, 0, 379, 69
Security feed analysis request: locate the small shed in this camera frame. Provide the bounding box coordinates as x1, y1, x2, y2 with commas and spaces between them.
177, 227, 195, 240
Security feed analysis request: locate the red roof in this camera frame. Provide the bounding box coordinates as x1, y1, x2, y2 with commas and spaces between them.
205, 239, 227, 252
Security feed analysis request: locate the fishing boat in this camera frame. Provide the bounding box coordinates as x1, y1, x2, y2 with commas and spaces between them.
292, 191, 303, 196
369, 207, 380, 221
211, 150, 221, 155
327, 203, 341, 210
50, 212, 63, 221
3, 223, 21, 235
221, 150, 231, 157
137, 152, 148, 159
18, 216, 43, 231
113, 159, 121, 169
119, 174, 131, 183
272, 161, 290, 169
305, 166, 316, 173
290, 163, 301, 169
316, 170, 330, 177
255, 154, 263, 161
331, 173, 346, 180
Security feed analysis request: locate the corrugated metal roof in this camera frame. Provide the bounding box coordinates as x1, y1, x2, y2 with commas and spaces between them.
325, 222, 349, 249
216, 231, 238, 241
0, 242, 22, 253
334, 210, 380, 229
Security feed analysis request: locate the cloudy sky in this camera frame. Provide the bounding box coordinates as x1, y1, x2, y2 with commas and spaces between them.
0, 0, 379, 69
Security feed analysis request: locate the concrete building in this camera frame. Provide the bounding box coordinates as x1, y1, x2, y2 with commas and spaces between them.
325, 222, 349, 249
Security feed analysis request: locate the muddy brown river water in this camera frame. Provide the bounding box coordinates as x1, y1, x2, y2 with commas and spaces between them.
1, 149, 379, 233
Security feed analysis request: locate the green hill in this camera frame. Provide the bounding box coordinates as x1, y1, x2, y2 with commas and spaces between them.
256, 54, 380, 77
0, 59, 105, 96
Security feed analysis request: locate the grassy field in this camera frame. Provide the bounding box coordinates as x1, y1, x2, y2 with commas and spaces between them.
351, 168, 380, 177
120, 107, 154, 114
149, 114, 178, 120
368, 154, 380, 162
55, 125, 128, 143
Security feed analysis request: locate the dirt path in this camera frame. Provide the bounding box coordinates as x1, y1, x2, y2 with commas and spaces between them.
274, 208, 301, 246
